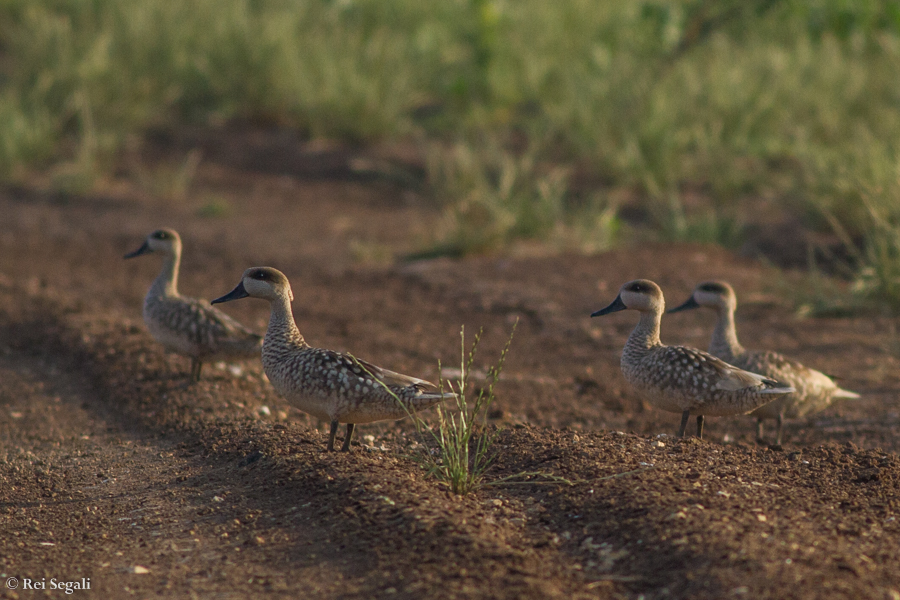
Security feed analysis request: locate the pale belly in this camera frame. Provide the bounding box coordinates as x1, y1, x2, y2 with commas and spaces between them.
628, 378, 768, 416
634, 384, 691, 413
265, 368, 421, 424
146, 319, 200, 357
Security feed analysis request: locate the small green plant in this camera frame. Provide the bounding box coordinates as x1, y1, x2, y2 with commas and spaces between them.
422, 324, 515, 495
358, 322, 573, 492
362, 323, 515, 495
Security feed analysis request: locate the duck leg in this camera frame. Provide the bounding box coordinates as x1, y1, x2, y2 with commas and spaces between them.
696, 415, 704, 439
190, 358, 203, 383
773, 413, 784, 446
678, 411, 690, 437
327, 420, 339, 452
340, 423, 355, 452
756, 418, 765, 443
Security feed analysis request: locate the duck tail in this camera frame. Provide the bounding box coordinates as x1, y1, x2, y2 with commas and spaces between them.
412, 391, 458, 402
761, 378, 795, 395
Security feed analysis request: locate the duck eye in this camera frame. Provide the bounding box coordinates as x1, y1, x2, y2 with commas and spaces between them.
153, 231, 168, 240
254, 271, 267, 280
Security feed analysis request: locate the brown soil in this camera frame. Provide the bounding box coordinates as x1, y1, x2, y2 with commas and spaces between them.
1, 128, 899, 599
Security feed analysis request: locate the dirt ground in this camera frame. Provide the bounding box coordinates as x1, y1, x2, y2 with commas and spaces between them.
1, 127, 899, 599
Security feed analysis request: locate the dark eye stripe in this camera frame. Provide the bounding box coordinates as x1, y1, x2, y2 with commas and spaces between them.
700, 283, 725, 293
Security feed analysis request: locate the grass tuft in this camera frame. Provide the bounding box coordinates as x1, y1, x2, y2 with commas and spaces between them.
422, 324, 515, 495
368, 323, 516, 495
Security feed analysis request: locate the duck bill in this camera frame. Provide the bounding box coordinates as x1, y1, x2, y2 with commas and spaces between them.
211, 282, 249, 305
591, 295, 626, 317
667, 296, 700, 313
123, 241, 151, 259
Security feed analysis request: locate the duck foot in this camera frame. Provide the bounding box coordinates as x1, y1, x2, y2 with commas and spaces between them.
678, 411, 690, 438
340, 423, 355, 452
327, 420, 339, 452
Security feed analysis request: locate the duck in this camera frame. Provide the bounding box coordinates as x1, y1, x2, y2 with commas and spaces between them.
668, 280, 860, 444
124, 229, 262, 382
212, 266, 454, 451
591, 279, 794, 438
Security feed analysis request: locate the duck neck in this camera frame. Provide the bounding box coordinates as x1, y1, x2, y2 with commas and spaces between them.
709, 305, 743, 361
266, 294, 308, 348
624, 310, 662, 358
149, 251, 180, 298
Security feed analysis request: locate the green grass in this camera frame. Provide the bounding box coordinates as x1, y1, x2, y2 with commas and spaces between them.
649, 195, 746, 248
844, 199, 900, 312
421, 325, 514, 495
3, 0, 900, 308
361, 324, 515, 495
424, 138, 621, 254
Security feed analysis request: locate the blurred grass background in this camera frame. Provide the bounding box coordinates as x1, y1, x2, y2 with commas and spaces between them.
2, 0, 900, 309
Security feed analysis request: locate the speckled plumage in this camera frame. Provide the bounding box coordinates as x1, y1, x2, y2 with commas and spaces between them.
592, 280, 794, 438
212, 266, 453, 451
669, 280, 859, 443
125, 229, 262, 382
